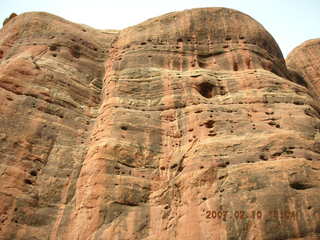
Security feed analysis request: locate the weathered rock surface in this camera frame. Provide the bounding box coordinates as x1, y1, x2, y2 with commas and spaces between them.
0, 8, 320, 240
0, 12, 118, 239
2, 13, 17, 27
287, 39, 320, 99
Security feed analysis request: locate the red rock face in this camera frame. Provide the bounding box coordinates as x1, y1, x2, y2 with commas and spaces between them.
1, 8, 320, 240
0, 12, 118, 239
287, 39, 320, 98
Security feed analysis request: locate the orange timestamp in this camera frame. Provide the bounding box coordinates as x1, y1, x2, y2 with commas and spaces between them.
205, 210, 262, 221
204, 209, 314, 221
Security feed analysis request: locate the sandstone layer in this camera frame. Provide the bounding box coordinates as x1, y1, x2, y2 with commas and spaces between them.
0, 8, 320, 240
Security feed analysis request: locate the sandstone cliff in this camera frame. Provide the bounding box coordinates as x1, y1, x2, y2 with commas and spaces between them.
0, 8, 319, 240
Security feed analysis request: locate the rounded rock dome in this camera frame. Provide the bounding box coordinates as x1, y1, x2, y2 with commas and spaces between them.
114, 8, 287, 75
287, 38, 320, 96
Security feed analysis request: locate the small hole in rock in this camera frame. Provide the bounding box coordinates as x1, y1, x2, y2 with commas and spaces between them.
202, 197, 207, 201
259, 155, 268, 161
293, 101, 304, 105
52, 54, 57, 57
70, 45, 81, 58
121, 126, 128, 130
171, 164, 178, 169
204, 120, 214, 128
218, 175, 225, 180
290, 182, 312, 190
272, 152, 282, 157
233, 62, 238, 71
30, 170, 37, 176
197, 82, 214, 98
24, 179, 32, 185
49, 45, 58, 51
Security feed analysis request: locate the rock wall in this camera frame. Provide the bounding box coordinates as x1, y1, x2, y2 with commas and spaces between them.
287, 39, 320, 99
0, 8, 319, 240
0, 12, 118, 239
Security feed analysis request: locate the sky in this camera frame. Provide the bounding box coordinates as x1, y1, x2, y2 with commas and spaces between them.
0, 0, 319, 57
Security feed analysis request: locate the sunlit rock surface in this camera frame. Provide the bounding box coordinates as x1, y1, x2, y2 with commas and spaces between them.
0, 8, 319, 240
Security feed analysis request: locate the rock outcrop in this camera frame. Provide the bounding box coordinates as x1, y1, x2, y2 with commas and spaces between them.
0, 12, 118, 239
0, 8, 320, 240
287, 39, 320, 99
2, 13, 17, 27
